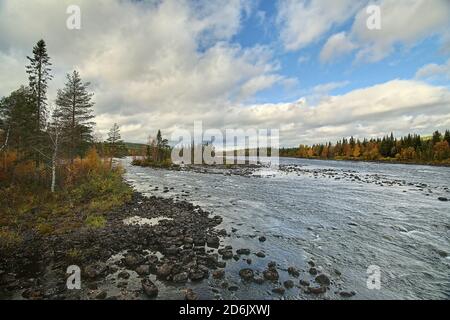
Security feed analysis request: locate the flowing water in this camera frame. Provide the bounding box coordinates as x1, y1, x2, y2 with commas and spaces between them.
122, 157, 450, 300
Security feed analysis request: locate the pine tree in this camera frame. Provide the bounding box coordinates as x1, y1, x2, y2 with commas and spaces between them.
432, 130, 442, 145
0, 86, 37, 156
26, 39, 52, 130
155, 129, 169, 162
443, 130, 450, 145
107, 123, 125, 158
56, 71, 95, 161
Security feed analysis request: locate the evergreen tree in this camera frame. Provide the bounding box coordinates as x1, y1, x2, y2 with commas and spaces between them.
443, 130, 450, 145
155, 129, 169, 162
55, 71, 95, 161
432, 130, 442, 145
0, 86, 37, 156
107, 123, 126, 158
26, 39, 52, 130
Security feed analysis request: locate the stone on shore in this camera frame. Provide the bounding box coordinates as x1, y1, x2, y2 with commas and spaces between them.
142, 278, 158, 298
239, 268, 254, 281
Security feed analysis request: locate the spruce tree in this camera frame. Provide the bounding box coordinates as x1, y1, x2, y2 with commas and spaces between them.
444, 130, 450, 145
432, 130, 442, 145
107, 123, 125, 158
26, 39, 52, 130
0, 86, 37, 156
56, 71, 95, 161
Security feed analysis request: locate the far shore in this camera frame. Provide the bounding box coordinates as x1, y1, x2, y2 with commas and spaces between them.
279, 155, 450, 168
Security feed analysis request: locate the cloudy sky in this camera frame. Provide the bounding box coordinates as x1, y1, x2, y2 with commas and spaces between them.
0, 0, 449, 146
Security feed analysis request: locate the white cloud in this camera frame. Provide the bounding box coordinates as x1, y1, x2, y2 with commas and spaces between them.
1, 0, 449, 146
278, 0, 450, 64
312, 81, 350, 94
276, 0, 363, 51
415, 59, 450, 80
320, 32, 357, 63
224, 80, 450, 145
297, 55, 309, 64
238, 74, 283, 99
0, 0, 284, 142
351, 0, 450, 62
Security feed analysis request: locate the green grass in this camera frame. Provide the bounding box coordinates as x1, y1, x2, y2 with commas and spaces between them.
0, 165, 133, 248
85, 215, 106, 229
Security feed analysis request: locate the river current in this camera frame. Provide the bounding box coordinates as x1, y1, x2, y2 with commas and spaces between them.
122, 157, 450, 300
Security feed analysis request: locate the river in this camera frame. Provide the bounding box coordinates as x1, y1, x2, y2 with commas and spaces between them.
122, 157, 450, 300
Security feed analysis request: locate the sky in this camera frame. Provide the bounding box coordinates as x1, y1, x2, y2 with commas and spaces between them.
0, 0, 449, 146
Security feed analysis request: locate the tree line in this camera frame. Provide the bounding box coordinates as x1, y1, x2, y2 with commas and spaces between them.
0, 39, 127, 191
280, 130, 450, 164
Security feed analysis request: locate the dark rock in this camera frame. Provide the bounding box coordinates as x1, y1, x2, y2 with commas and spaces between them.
212, 270, 225, 279
258, 236, 266, 242
124, 253, 143, 268
221, 251, 233, 260
246, 259, 252, 265
438, 197, 448, 202
142, 278, 158, 298
185, 288, 197, 300
217, 229, 227, 236
435, 249, 448, 257
228, 285, 239, 291
206, 236, 220, 248
283, 280, 294, 289
263, 269, 279, 281
157, 263, 172, 278
84, 263, 106, 279
118, 271, 130, 279
340, 291, 356, 298
267, 261, 277, 269
299, 279, 310, 286
164, 246, 180, 256
173, 272, 188, 283
287, 266, 300, 277
236, 248, 251, 255
147, 255, 159, 265
239, 268, 254, 281
255, 252, 266, 258
135, 265, 150, 276
272, 287, 285, 294
306, 286, 326, 294
189, 269, 205, 281
315, 273, 331, 286
309, 267, 318, 275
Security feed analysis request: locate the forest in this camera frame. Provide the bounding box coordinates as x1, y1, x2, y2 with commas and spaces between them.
280, 131, 450, 165
0, 40, 132, 248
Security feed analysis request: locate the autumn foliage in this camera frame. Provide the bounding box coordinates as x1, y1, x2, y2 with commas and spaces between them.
280, 130, 450, 165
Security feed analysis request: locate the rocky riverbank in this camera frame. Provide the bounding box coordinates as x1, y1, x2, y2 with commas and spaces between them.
0, 187, 351, 300
0, 192, 225, 300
